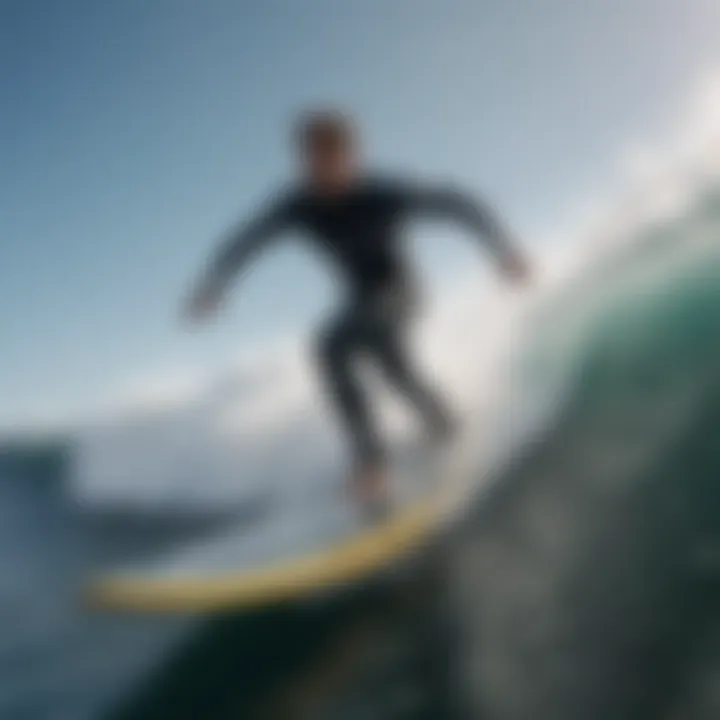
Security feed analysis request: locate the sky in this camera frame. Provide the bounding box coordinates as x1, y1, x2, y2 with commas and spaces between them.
2, 0, 720, 430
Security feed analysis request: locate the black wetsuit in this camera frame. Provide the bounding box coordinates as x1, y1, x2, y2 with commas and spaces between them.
203, 176, 514, 470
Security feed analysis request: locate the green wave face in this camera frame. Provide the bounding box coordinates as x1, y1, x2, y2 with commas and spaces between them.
521, 188, 720, 419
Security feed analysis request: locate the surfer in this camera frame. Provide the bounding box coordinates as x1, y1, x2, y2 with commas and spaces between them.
183, 109, 531, 507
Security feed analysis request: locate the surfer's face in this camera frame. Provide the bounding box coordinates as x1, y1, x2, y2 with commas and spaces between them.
309, 145, 356, 191
296, 113, 358, 192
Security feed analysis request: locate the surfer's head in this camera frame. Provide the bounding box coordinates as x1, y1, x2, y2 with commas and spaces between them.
294, 109, 358, 192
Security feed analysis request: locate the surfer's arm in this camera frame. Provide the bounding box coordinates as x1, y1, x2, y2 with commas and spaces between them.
402, 183, 530, 280
184, 195, 295, 322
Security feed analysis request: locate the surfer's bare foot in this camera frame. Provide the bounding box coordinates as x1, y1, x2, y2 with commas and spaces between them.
350, 463, 390, 508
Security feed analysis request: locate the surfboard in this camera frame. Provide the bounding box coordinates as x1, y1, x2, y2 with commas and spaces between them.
85, 433, 476, 613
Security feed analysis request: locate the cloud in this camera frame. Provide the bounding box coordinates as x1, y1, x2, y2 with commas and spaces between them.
609, 69, 720, 233
533, 66, 720, 296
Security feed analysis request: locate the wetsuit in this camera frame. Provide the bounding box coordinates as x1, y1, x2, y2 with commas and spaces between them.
201, 176, 515, 471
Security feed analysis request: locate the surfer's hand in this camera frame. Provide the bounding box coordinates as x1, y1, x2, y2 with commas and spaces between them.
501, 252, 532, 284
183, 281, 224, 326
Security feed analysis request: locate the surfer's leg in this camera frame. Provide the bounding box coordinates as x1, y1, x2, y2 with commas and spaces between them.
316, 310, 385, 472
373, 315, 457, 443
316, 304, 392, 509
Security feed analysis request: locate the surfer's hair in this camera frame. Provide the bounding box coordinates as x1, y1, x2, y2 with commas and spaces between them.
294, 108, 356, 154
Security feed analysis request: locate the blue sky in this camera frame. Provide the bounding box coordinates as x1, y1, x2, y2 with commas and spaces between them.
1, 0, 719, 428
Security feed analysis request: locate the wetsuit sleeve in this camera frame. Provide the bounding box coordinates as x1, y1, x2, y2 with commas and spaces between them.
201, 193, 296, 294
398, 182, 521, 265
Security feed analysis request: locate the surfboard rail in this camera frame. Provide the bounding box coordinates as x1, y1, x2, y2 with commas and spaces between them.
86, 495, 443, 612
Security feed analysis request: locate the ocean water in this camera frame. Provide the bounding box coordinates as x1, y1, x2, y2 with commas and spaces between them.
1, 186, 719, 719
451, 188, 720, 719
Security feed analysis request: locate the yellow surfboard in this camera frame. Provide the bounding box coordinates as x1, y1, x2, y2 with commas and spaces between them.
86, 439, 474, 613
